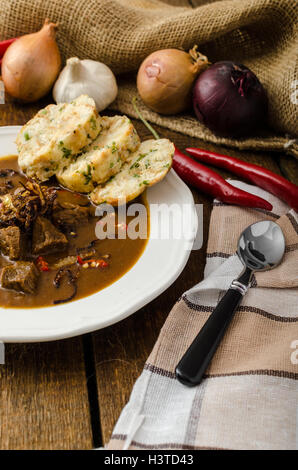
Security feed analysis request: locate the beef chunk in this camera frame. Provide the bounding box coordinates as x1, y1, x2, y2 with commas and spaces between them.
0, 226, 24, 260
0, 261, 39, 294
52, 202, 90, 230
32, 216, 68, 255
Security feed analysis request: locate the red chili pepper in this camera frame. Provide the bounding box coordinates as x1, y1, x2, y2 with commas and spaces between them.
0, 37, 18, 57
36, 256, 50, 272
97, 259, 109, 268
186, 147, 298, 212
173, 147, 273, 210
77, 255, 84, 265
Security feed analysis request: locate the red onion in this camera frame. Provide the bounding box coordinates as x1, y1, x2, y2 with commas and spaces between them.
192, 61, 268, 138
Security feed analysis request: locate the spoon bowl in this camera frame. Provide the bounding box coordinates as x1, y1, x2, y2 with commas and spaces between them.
237, 220, 285, 272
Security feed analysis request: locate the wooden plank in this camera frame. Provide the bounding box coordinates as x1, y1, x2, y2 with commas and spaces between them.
93, 120, 288, 445
0, 338, 93, 450
0, 94, 93, 450
0, 89, 53, 127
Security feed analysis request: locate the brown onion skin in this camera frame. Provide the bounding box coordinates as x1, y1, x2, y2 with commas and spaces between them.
137, 48, 208, 115
2, 19, 61, 103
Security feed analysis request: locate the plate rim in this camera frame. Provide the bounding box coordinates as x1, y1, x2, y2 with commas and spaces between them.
0, 126, 197, 342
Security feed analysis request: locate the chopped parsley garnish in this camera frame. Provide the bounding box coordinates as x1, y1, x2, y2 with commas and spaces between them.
105, 141, 118, 153
112, 142, 118, 153
90, 116, 97, 131
24, 132, 30, 141
143, 180, 149, 185
63, 148, 72, 158
130, 153, 148, 169
110, 162, 114, 168
82, 164, 92, 185
59, 141, 72, 159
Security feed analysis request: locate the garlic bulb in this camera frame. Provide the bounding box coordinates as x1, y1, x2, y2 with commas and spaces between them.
53, 57, 118, 111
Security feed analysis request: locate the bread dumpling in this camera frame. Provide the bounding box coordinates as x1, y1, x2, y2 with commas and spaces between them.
57, 115, 140, 193
90, 139, 174, 205
17, 95, 102, 181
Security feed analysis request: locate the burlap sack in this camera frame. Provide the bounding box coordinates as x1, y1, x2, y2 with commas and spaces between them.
0, 0, 297, 157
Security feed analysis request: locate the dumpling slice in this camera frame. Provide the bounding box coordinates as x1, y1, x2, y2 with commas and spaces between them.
90, 139, 174, 205
17, 95, 102, 181
57, 115, 140, 193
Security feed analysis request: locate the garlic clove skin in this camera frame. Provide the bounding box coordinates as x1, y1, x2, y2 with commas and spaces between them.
53, 57, 118, 112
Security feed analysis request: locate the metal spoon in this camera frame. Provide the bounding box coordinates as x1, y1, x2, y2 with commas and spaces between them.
175, 220, 285, 387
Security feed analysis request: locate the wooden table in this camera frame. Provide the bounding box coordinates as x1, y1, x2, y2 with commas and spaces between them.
0, 93, 296, 450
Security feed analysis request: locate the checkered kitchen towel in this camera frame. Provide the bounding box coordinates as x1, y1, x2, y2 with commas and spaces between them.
107, 181, 298, 450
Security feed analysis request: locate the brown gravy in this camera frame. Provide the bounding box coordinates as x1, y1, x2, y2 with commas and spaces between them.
0, 156, 149, 308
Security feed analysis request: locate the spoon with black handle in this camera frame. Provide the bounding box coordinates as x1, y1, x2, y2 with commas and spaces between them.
175, 220, 285, 387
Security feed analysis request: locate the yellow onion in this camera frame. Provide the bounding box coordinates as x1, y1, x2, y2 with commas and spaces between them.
2, 19, 61, 102
137, 46, 209, 115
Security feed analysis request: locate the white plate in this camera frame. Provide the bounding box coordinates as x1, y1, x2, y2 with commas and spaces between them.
0, 126, 197, 342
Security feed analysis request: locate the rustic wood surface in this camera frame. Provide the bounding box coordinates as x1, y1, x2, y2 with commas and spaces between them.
0, 90, 296, 449
0, 339, 93, 450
